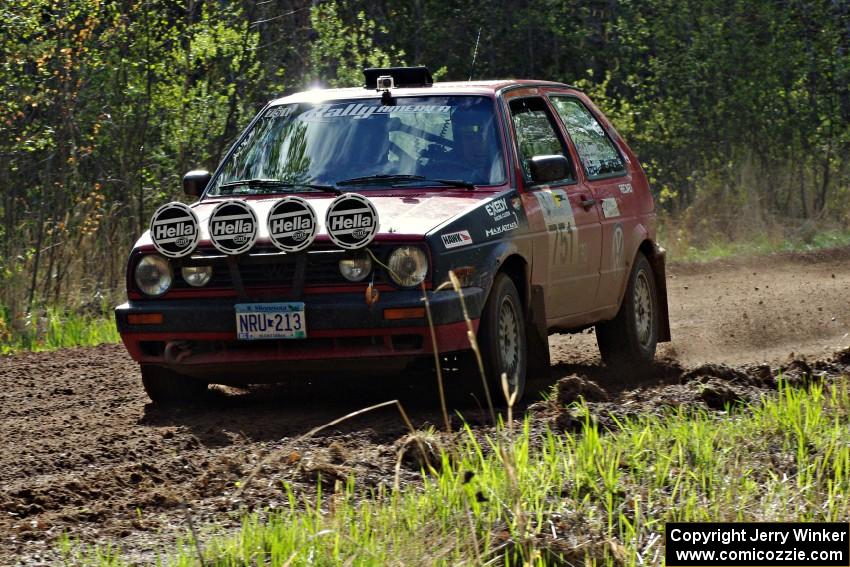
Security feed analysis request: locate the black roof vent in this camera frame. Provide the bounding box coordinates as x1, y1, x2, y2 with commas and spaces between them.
363, 66, 433, 89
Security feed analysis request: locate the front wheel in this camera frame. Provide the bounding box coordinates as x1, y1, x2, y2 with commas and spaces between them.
478, 274, 527, 403
140, 365, 208, 404
596, 252, 659, 366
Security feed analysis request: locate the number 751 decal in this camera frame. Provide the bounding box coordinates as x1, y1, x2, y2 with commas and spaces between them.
534, 189, 578, 265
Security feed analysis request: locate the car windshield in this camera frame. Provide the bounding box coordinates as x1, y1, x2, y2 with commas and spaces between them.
206, 96, 505, 195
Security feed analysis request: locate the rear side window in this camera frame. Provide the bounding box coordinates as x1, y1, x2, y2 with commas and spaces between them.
550, 97, 625, 179
509, 97, 574, 183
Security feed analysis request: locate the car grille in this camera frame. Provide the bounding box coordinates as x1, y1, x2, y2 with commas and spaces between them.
171, 244, 386, 290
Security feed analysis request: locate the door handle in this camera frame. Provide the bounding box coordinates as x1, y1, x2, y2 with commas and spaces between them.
580, 197, 596, 210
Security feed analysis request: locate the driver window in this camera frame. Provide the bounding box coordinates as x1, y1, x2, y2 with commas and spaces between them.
509, 97, 574, 184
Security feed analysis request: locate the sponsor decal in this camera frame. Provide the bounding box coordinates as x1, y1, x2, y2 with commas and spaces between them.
266, 196, 318, 252
208, 200, 259, 255
534, 189, 578, 265
511, 196, 522, 211
485, 219, 519, 238
149, 202, 200, 258
485, 197, 512, 222
325, 193, 379, 249
441, 230, 473, 249
483, 195, 522, 238
612, 224, 625, 269
601, 197, 621, 218
293, 103, 451, 122
618, 182, 633, 194
264, 106, 296, 119
534, 189, 575, 228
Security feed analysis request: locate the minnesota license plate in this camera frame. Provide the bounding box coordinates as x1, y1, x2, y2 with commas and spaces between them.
235, 302, 306, 340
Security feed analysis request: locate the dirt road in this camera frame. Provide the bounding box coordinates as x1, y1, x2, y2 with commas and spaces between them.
554, 246, 850, 367
2, 248, 849, 565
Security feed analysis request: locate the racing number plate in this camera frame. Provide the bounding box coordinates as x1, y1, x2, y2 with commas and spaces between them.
235, 302, 306, 340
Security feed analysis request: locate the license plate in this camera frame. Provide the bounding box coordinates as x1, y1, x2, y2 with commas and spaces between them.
235, 302, 306, 340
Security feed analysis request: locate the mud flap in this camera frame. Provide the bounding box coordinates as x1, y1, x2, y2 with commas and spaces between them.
647, 246, 672, 342
526, 284, 551, 377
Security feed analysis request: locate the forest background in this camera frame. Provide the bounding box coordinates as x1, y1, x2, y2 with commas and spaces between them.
1, 0, 849, 343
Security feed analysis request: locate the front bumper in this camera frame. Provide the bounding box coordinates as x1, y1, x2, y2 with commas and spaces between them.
115, 288, 484, 374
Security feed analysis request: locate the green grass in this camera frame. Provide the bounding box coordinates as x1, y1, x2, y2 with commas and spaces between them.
65, 378, 850, 566
662, 228, 850, 264
0, 308, 119, 355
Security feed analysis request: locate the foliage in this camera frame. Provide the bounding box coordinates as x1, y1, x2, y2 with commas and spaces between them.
309, 0, 403, 88
661, 226, 850, 264
64, 378, 850, 565
0, 307, 119, 354
0, 0, 272, 319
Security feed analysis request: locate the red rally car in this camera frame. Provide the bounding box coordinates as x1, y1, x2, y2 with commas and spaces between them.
115, 66, 670, 403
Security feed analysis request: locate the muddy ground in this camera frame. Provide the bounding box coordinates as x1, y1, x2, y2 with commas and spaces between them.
2, 247, 849, 565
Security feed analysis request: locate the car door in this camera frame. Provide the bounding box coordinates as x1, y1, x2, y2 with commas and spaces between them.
504, 93, 602, 321
548, 94, 633, 311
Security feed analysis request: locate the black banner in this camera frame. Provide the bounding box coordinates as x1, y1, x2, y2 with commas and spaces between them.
665, 522, 850, 566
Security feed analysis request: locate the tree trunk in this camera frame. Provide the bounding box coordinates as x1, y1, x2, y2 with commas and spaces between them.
137, 0, 153, 235
215, 0, 258, 161
27, 182, 48, 312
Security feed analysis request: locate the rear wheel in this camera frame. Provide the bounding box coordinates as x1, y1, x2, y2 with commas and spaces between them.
140, 365, 208, 404
478, 274, 527, 403
596, 253, 659, 366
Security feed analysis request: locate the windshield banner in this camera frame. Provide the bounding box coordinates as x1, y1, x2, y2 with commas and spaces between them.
267, 103, 451, 122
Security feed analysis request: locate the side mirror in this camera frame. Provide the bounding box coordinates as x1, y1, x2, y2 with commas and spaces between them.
529, 155, 570, 185
183, 170, 211, 197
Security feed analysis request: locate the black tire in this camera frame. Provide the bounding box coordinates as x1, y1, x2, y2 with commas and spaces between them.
478, 274, 527, 403
596, 252, 659, 366
140, 365, 208, 404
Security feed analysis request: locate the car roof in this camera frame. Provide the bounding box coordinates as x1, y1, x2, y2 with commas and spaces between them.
268, 79, 579, 106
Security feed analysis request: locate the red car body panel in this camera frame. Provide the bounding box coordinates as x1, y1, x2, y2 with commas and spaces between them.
115, 78, 669, 381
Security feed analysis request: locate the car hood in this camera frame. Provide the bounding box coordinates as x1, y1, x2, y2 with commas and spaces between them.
133, 192, 500, 249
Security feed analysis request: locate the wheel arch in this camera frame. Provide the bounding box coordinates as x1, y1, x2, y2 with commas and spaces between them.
636, 239, 671, 343
497, 254, 528, 307
493, 252, 548, 351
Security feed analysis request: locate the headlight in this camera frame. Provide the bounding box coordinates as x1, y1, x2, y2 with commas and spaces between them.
387, 246, 428, 287
339, 252, 372, 282
134, 255, 172, 296
181, 265, 212, 287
